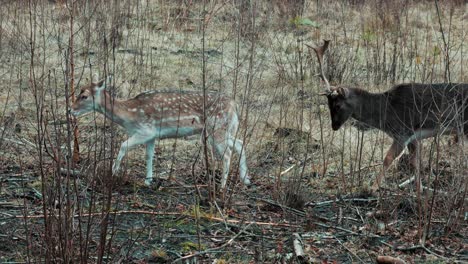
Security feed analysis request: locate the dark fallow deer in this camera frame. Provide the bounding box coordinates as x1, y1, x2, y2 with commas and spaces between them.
308, 40, 468, 191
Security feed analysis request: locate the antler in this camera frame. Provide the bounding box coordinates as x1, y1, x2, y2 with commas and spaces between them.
306, 40, 331, 94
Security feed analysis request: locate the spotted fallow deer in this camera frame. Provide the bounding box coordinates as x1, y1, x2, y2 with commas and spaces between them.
70, 76, 250, 188
308, 40, 468, 191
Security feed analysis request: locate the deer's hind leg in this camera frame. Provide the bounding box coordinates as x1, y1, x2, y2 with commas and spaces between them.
145, 140, 156, 186
208, 129, 250, 189
225, 108, 250, 185
409, 141, 420, 167
398, 140, 420, 172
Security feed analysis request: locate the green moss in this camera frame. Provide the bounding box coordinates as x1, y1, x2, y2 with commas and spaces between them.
180, 241, 206, 252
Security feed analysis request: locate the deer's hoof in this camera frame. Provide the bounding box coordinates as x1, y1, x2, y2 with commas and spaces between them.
243, 177, 251, 186
369, 183, 381, 196
111, 165, 119, 175
144, 178, 153, 186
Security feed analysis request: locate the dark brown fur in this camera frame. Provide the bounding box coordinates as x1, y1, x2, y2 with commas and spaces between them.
325, 83, 468, 190
328, 83, 468, 139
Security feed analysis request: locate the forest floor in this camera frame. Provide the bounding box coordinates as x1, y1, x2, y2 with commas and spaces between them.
0, 133, 466, 263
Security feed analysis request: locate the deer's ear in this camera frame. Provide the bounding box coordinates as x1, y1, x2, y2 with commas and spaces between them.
95, 78, 106, 92
91, 73, 100, 84
338, 87, 349, 98
95, 75, 113, 92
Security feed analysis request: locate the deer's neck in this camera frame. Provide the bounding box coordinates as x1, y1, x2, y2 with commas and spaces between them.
351, 89, 388, 129
96, 91, 129, 128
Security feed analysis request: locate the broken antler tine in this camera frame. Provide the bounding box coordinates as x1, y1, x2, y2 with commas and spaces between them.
315, 40, 330, 56
306, 40, 330, 63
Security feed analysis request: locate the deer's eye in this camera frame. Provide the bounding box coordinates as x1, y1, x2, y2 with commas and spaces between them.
80, 95, 88, 100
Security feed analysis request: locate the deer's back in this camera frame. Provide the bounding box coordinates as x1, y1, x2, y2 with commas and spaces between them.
383, 83, 468, 136
128, 89, 232, 116
114, 89, 236, 135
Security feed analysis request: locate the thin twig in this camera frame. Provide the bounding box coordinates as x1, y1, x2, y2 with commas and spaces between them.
16, 210, 183, 219
380, 241, 448, 260
308, 197, 378, 207
313, 221, 380, 238
335, 237, 365, 263
2, 137, 36, 149
213, 200, 229, 230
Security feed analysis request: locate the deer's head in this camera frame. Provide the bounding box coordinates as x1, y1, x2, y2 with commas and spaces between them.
308, 40, 354, 131
324, 86, 355, 130
71, 75, 111, 116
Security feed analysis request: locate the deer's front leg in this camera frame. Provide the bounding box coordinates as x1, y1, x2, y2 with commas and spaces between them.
372, 140, 405, 192
145, 140, 156, 186
112, 134, 150, 176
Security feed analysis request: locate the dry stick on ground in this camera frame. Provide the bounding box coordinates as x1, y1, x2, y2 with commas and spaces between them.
213, 200, 229, 230
1, 137, 36, 149
398, 176, 416, 188
59, 167, 82, 177
337, 207, 343, 225
15, 211, 299, 227
313, 221, 381, 238
380, 240, 448, 260
280, 163, 297, 175
307, 197, 379, 207
399, 176, 467, 200
172, 223, 253, 263
292, 233, 305, 261
256, 199, 383, 238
